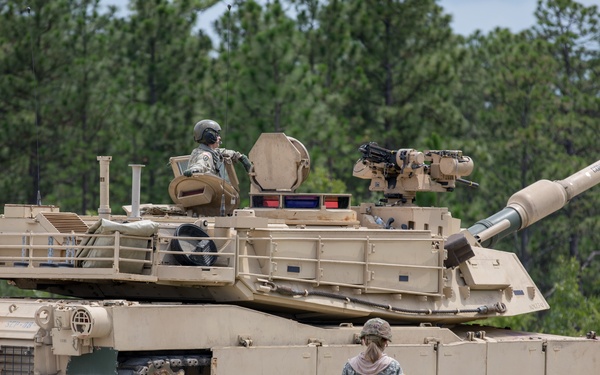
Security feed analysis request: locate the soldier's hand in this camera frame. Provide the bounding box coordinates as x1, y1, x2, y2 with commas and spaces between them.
183, 169, 196, 177
240, 155, 252, 172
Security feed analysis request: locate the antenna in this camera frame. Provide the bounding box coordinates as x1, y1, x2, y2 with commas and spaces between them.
224, 4, 232, 134
26, 6, 42, 205
220, 180, 226, 217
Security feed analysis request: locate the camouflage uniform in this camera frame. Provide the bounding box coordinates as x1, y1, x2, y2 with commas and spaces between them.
188, 143, 245, 180
341, 359, 403, 375
341, 318, 403, 375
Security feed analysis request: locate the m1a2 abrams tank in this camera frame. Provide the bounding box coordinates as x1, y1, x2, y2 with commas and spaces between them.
0, 133, 598, 374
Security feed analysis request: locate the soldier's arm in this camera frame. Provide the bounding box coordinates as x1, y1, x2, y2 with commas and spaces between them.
184, 151, 213, 176
221, 149, 252, 172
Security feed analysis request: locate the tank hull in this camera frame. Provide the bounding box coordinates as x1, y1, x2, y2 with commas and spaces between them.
1, 298, 598, 375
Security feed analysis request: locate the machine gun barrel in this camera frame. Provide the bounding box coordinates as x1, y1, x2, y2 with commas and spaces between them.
358, 142, 396, 165
468, 160, 600, 247
456, 178, 479, 188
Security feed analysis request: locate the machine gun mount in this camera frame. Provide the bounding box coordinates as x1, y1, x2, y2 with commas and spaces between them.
353, 142, 477, 205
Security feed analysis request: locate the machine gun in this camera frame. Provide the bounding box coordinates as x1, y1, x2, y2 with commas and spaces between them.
353, 142, 477, 205
357, 142, 398, 165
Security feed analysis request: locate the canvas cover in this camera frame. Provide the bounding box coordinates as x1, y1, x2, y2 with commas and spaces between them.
76, 219, 158, 273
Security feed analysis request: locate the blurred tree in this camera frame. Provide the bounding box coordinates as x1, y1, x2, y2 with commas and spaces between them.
109, 0, 215, 209
457, 0, 600, 334
0, 0, 120, 214
531, 0, 600, 293
301, 0, 466, 200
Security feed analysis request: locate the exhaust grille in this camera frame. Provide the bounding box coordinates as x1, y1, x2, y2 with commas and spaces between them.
0, 346, 33, 375
40, 212, 89, 233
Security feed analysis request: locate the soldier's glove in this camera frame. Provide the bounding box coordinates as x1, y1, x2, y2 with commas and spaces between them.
183, 168, 198, 177
240, 155, 252, 172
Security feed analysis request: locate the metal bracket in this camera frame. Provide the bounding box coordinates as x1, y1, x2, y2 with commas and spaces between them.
443, 287, 454, 299
459, 285, 471, 299
424, 336, 440, 351
238, 335, 253, 347
527, 285, 536, 299
424, 336, 440, 344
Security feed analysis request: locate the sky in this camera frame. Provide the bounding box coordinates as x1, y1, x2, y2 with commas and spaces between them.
101, 0, 599, 36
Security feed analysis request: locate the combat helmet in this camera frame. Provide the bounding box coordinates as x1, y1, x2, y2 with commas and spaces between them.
193, 119, 221, 144
360, 318, 392, 342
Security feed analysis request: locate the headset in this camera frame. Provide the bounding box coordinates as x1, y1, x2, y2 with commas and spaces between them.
203, 128, 220, 145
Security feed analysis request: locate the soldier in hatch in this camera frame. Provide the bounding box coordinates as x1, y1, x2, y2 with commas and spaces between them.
183, 119, 252, 179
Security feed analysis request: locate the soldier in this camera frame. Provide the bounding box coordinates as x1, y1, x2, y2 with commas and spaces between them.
183, 119, 252, 179
342, 318, 403, 375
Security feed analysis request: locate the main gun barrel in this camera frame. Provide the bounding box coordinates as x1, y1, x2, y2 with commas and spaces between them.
468, 160, 600, 247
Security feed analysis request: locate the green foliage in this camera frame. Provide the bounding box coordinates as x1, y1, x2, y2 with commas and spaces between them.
481, 256, 600, 337
541, 256, 600, 336
0, 280, 63, 299
297, 166, 346, 194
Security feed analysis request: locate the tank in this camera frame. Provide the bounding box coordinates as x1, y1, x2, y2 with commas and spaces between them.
0, 133, 598, 374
